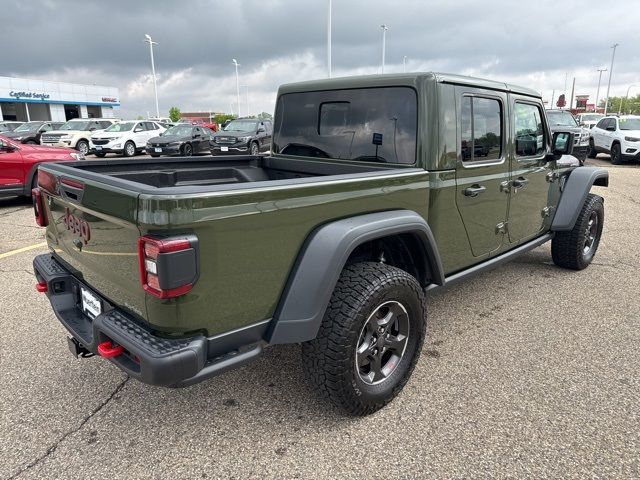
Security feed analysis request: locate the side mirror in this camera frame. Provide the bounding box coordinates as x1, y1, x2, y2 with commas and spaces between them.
606, 125, 616, 132
548, 131, 574, 161
257, 127, 266, 133
0, 142, 16, 153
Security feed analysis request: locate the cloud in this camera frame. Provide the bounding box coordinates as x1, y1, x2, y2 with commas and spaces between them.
2, 0, 638, 117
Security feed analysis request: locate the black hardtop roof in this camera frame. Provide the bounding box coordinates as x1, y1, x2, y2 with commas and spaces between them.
277, 72, 541, 98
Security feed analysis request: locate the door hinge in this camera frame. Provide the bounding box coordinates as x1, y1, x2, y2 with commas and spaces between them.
541, 206, 554, 218
495, 222, 508, 234
499, 180, 511, 194
546, 171, 559, 183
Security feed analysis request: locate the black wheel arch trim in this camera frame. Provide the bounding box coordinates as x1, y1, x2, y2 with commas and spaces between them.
551, 167, 608, 232
267, 210, 444, 344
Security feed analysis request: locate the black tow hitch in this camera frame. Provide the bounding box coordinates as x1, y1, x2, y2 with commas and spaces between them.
67, 336, 95, 358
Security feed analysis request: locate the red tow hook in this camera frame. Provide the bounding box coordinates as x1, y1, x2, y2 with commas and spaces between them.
36, 281, 48, 293
97, 341, 124, 358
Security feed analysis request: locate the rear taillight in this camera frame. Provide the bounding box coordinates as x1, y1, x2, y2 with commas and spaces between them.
37, 169, 58, 194
32, 188, 48, 227
137, 235, 199, 299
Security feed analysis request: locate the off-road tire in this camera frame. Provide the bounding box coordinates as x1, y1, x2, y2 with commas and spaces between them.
587, 139, 597, 159
302, 262, 426, 416
250, 141, 259, 155
76, 140, 89, 156
610, 143, 622, 165
552, 193, 604, 270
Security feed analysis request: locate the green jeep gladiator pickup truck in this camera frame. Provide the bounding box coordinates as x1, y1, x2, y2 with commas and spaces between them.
33, 73, 608, 415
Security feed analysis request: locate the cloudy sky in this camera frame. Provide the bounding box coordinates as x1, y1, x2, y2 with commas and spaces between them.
2, 0, 638, 118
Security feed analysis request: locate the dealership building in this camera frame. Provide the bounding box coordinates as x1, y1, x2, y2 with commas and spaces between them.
0, 76, 119, 122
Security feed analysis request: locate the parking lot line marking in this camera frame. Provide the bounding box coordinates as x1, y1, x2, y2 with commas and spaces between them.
0, 242, 47, 260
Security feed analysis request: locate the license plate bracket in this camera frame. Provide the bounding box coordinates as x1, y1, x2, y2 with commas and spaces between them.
81, 287, 102, 319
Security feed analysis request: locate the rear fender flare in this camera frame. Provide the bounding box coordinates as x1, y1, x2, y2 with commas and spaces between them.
267, 210, 444, 344
552, 167, 609, 231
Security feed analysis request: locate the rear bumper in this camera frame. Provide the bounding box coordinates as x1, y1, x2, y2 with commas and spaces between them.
33, 253, 265, 387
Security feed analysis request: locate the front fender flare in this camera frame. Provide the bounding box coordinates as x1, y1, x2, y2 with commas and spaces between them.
267, 210, 444, 344
552, 167, 608, 231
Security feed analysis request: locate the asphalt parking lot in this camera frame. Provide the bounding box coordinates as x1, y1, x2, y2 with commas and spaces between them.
1, 155, 639, 479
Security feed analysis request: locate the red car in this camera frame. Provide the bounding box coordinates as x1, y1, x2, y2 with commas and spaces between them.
0, 134, 82, 198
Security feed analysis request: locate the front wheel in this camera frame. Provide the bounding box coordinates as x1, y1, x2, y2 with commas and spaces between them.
552, 193, 604, 270
182, 143, 193, 157
250, 142, 259, 156
302, 262, 426, 415
610, 143, 623, 165
123, 141, 136, 157
76, 140, 89, 156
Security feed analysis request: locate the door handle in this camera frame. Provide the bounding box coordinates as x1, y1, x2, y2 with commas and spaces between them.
512, 177, 529, 188
463, 185, 486, 197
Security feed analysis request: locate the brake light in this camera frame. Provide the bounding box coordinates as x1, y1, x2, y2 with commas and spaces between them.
38, 169, 58, 194
32, 187, 48, 227
137, 235, 198, 299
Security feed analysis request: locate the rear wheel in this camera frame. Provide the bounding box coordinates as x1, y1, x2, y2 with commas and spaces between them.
302, 262, 426, 415
182, 143, 193, 157
552, 193, 604, 270
610, 143, 623, 165
76, 140, 89, 156
123, 141, 136, 157
587, 139, 597, 159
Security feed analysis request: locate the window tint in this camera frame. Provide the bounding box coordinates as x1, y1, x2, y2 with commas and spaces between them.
460, 96, 502, 162
273, 87, 417, 164
514, 103, 546, 157
595, 119, 607, 129
99, 121, 112, 129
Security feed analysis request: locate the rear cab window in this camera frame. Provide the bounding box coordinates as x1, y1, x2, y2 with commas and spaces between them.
273, 87, 417, 164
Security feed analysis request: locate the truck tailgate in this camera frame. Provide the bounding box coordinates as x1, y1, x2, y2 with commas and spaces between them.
38, 167, 147, 321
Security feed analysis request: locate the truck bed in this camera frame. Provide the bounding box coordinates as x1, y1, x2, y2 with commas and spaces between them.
60, 154, 398, 192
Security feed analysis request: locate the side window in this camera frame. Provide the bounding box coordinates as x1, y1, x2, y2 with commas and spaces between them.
595, 119, 606, 129
609, 119, 617, 131
99, 121, 112, 129
319, 102, 350, 136
264, 121, 273, 133
514, 103, 545, 157
460, 96, 503, 162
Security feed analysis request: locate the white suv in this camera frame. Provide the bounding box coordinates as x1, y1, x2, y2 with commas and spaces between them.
90, 120, 166, 157
41, 118, 116, 156
588, 115, 640, 165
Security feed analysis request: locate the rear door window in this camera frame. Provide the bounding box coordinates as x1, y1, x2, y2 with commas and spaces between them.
273, 87, 417, 164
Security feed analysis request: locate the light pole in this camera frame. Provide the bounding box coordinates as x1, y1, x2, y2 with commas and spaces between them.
241, 85, 250, 117
402, 55, 407, 73
619, 84, 637, 115
327, 0, 332, 78
380, 24, 388, 74
144, 34, 160, 118
232, 59, 241, 118
594, 68, 607, 113
604, 43, 619, 115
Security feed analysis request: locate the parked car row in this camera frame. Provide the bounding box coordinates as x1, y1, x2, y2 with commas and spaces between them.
545, 110, 590, 164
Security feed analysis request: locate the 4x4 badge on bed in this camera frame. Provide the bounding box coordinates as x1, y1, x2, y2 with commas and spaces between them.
63, 207, 91, 245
